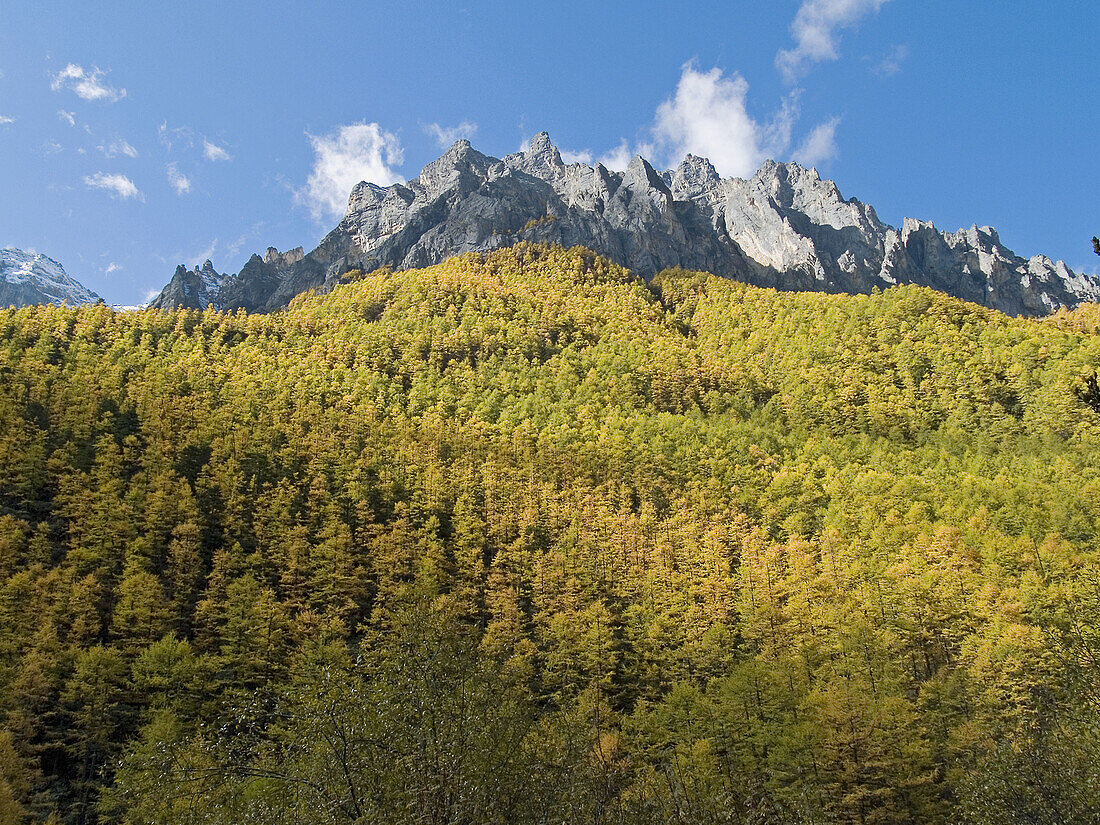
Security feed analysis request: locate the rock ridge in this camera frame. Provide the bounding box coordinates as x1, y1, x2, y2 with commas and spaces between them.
149, 132, 1100, 316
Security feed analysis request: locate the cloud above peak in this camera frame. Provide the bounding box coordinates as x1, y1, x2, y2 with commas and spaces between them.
649, 65, 792, 178
51, 63, 127, 103
298, 122, 404, 222
777, 0, 893, 82
562, 64, 842, 179
793, 116, 841, 167
424, 120, 477, 148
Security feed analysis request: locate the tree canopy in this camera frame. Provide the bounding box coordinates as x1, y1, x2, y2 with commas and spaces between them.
0, 243, 1098, 823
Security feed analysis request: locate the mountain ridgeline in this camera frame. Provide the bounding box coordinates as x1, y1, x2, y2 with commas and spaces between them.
151, 133, 1100, 316
2, 245, 1100, 823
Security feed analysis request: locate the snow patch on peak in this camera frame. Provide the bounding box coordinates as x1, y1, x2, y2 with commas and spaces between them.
0, 248, 101, 307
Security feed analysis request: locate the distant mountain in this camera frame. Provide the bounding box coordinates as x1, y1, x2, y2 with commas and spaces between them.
148, 248, 308, 312
0, 248, 101, 308
149, 133, 1100, 316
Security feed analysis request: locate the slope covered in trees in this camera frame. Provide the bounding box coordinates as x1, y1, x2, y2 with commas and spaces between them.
0, 243, 1098, 824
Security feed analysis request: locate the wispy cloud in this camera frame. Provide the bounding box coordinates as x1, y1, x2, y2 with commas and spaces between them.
84, 172, 143, 201
43, 140, 63, 155
777, 0, 893, 83
158, 121, 194, 152
98, 138, 138, 158
560, 139, 634, 171
187, 239, 219, 268
424, 120, 478, 148
51, 63, 127, 103
598, 141, 635, 171
869, 43, 909, 77
202, 139, 231, 162
105, 262, 121, 275
297, 121, 404, 222
793, 116, 841, 166
559, 148, 593, 164
0, 115, 14, 126
166, 163, 191, 195
58, 110, 76, 126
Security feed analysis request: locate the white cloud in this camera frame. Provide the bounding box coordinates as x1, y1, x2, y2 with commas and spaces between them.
550, 140, 632, 170
646, 64, 796, 178
297, 121, 404, 222
563, 65, 841, 178
424, 120, 478, 148
166, 163, 191, 195
158, 120, 194, 151
43, 141, 63, 155
203, 139, 231, 162
50, 63, 127, 103
560, 148, 593, 165
84, 172, 143, 201
105, 262, 121, 275
777, 0, 892, 82
0, 115, 13, 126
871, 43, 909, 77
58, 110, 75, 126
793, 116, 841, 167
98, 138, 138, 158
188, 239, 219, 268
597, 140, 634, 171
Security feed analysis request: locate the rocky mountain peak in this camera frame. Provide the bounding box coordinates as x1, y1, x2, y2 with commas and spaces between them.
625, 156, 670, 192
413, 139, 492, 200
0, 247, 100, 308
148, 133, 1100, 318
525, 131, 564, 167
264, 246, 305, 267
347, 181, 388, 214
150, 259, 226, 311
671, 154, 721, 199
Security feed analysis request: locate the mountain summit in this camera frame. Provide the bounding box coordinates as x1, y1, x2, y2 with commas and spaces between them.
0, 248, 101, 308
151, 133, 1100, 316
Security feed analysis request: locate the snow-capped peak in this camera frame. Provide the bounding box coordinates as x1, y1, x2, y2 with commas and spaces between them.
0, 248, 101, 307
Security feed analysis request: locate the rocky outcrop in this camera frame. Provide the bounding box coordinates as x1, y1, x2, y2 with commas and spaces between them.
0, 248, 101, 307
149, 260, 226, 311
149, 133, 1100, 316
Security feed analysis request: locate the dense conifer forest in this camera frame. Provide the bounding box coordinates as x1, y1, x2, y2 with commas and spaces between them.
0, 243, 1098, 823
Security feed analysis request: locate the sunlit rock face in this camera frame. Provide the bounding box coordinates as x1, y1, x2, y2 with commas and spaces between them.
149, 133, 1100, 316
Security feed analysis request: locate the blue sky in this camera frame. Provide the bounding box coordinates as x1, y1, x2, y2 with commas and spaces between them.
0, 0, 1096, 305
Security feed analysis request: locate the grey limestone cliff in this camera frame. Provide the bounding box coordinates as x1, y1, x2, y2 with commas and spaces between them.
149, 133, 1100, 316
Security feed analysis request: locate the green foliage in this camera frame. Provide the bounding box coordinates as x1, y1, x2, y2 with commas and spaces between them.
0, 243, 1097, 822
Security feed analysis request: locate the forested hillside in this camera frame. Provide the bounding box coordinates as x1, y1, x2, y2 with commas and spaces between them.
1, 243, 1098, 824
